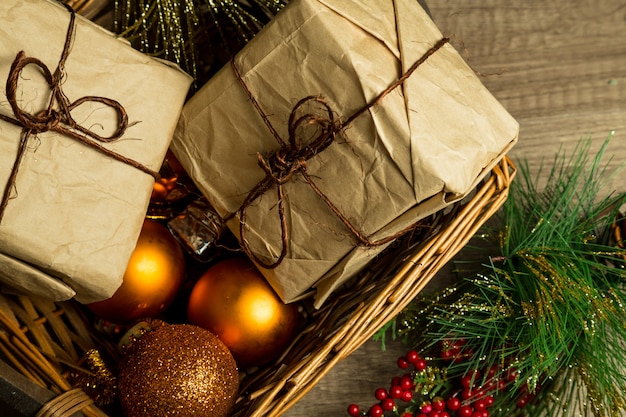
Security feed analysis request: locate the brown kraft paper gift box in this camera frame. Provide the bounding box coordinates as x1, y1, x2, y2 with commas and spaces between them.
0, 0, 192, 303
171, 0, 519, 308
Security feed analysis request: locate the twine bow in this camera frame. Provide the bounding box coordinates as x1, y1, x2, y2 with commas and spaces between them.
0, 7, 159, 224
231, 37, 449, 269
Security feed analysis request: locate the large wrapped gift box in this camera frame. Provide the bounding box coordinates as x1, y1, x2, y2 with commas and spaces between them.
0, 0, 192, 303
171, 0, 519, 307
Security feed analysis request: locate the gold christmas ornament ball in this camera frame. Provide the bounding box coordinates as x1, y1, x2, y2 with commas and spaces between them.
187, 257, 299, 368
86, 219, 185, 323
118, 323, 239, 417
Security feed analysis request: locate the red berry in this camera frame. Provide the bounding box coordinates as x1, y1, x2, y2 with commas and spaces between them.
398, 357, 410, 369
347, 404, 361, 417
369, 404, 384, 417
415, 358, 427, 372
517, 393, 535, 409
381, 398, 395, 411
457, 405, 473, 417
506, 367, 518, 382
469, 369, 482, 379
446, 397, 461, 411
483, 380, 496, 394
461, 388, 474, 400
401, 390, 413, 402
474, 388, 486, 400
461, 348, 475, 360
461, 375, 475, 389
432, 397, 445, 411
451, 339, 465, 348
440, 412, 451, 417
391, 376, 402, 386
421, 402, 433, 414
484, 395, 495, 407
406, 350, 420, 364
473, 399, 487, 411
417, 414, 428, 417
400, 375, 414, 390
428, 411, 441, 417
450, 347, 462, 356
390, 385, 403, 399
374, 388, 387, 401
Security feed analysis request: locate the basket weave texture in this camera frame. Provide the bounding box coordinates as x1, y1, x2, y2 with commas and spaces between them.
0, 156, 515, 417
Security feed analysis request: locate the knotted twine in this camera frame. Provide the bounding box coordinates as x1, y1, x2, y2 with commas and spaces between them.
0, 5, 160, 224
230, 37, 450, 269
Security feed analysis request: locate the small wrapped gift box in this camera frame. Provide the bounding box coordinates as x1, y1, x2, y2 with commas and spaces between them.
0, 0, 192, 303
172, 0, 518, 307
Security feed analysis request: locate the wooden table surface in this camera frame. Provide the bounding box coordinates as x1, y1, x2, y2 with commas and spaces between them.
284, 1, 626, 416
29, 1, 624, 416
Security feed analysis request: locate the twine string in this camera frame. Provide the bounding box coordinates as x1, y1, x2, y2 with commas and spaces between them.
0, 7, 160, 224
231, 37, 449, 269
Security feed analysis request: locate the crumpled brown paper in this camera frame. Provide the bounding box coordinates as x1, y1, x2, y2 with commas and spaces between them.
0, 0, 192, 303
171, 0, 518, 307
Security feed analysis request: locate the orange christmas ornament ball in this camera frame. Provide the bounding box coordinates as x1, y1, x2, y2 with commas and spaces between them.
187, 257, 299, 368
87, 219, 185, 323
150, 149, 189, 204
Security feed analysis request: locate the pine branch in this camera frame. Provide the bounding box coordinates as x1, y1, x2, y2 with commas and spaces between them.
391, 136, 626, 417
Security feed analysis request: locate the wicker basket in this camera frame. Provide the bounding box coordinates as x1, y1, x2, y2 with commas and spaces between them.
0, 156, 515, 417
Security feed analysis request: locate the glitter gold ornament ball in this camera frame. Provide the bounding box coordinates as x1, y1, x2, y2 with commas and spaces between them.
187, 256, 299, 368
118, 323, 239, 417
86, 219, 185, 323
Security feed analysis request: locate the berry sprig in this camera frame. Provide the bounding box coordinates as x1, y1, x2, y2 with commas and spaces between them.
346, 347, 536, 417
356, 140, 626, 417
347, 349, 433, 417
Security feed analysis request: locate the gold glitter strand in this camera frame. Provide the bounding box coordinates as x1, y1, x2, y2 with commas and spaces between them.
114, 0, 287, 85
